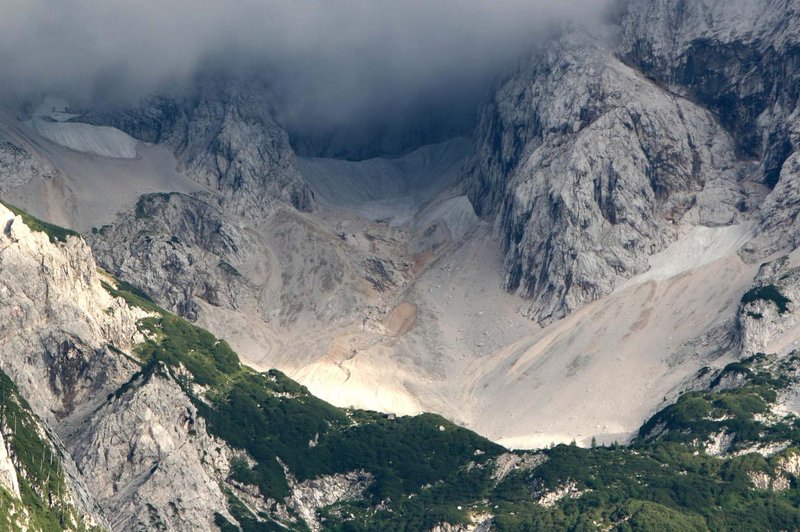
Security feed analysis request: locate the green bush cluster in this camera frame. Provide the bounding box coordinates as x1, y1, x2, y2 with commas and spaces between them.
136, 315, 241, 386
196, 369, 500, 506
100, 279, 163, 314
327, 354, 800, 530
640, 359, 800, 453
741, 285, 792, 314
129, 295, 800, 530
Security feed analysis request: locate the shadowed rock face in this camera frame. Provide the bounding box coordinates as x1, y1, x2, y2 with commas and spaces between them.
463, 0, 799, 324
617, 0, 800, 266
620, 0, 800, 188
290, 116, 472, 161
85, 73, 314, 216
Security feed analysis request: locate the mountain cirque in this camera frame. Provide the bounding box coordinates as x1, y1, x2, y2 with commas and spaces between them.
4, 0, 800, 529
1, 0, 800, 457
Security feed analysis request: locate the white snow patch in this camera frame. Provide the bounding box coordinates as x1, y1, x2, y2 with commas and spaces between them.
28, 118, 138, 159
0, 109, 204, 231
621, 223, 754, 288
414, 195, 478, 242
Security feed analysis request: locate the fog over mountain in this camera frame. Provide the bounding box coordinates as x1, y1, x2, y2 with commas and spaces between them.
1, 0, 609, 139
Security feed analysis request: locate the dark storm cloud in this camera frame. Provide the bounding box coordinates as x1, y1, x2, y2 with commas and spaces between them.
0, 0, 610, 130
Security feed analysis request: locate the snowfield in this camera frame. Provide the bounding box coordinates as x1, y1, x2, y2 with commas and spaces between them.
29, 118, 139, 159
0, 109, 203, 231
621, 222, 755, 287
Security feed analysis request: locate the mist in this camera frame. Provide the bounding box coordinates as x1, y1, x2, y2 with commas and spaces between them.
1, 0, 610, 139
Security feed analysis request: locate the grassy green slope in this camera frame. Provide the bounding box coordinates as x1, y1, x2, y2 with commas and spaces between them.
0, 371, 99, 532
485, 355, 800, 531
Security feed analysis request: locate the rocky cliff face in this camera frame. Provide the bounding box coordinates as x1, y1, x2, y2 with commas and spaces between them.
742, 128, 800, 261
0, 204, 143, 421
87, 73, 313, 216
0, 431, 19, 498
66, 365, 235, 531
0, 367, 109, 531
620, 0, 800, 264
463, 0, 798, 324
464, 29, 751, 323
620, 0, 800, 187
87, 192, 255, 321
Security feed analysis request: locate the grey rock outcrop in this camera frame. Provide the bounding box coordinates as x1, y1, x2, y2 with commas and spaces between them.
430, 515, 494, 532
0, 203, 235, 528
67, 365, 235, 531
286, 469, 372, 531
0, 203, 148, 526
0, 204, 143, 421
0, 429, 20, 498
463, 0, 800, 324
464, 30, 748, 323
742, 139, 800, 261
738, 256, 800, 355
87, 192, 254, 321
0, 138, 55, 194
87, 192, 381, 327
0, 381, 110, 530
